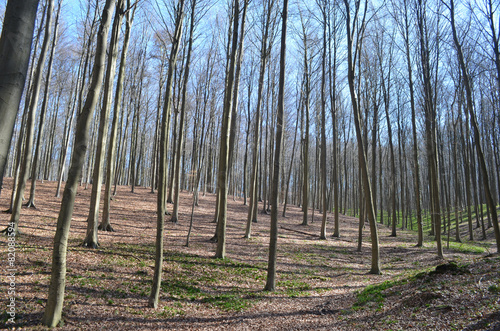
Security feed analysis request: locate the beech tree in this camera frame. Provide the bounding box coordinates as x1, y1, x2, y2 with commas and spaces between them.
100, 0, 136, 232
149, 0, 185, 309
0, 0, 39, 195
8, 0, 54, 235
171, 0, 199, 224
83, 0, 125, 248
215, 0, 241, 258
42, 0, 117, 326
447, 0, 500, 252
416, 0, 443, 258
245, 0, 276, 238
344, 0, 381, 275
26, 1, 61, 209
265, 0, 288, 291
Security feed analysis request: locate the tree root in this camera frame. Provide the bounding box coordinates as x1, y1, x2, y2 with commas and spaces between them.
98, 223, 115, 232
24, 200, 37, 209
82, 240, 99, 249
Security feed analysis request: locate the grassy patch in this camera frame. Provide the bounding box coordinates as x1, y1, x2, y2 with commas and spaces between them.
278, 279, 312, 297
353, 279, 403, 310
201, 293, 252, 312
446, 241, 488, 254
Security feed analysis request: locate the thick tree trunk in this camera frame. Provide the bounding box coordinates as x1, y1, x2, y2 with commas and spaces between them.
0, 0, 39, 191
9, 0, 54, 234
42, 0, 116, 326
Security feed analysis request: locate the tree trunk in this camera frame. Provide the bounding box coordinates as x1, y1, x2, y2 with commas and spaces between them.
245, 0, 274, 238
100, 0, 135, 232
149, 0, 185, 309
448, 0, 500, 252
416, 0, 442, 258
215, 0, 240, 258
42, 0, 116, 326
0, 0, 39, 191
172, 0, 198, 223
319, 0, 328, 240
344, 0, 381, 275
83, 0, 124, 248
265, 0, 288, 291
26, 1, 61, 208
9, 0, 54, 234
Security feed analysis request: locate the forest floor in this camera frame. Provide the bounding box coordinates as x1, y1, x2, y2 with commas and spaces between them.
1, 178, 500, 330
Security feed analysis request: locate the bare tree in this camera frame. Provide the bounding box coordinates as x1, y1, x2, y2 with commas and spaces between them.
245, 0, 276, 238
416, 0, 443, 258
100, 0, 137, 232
25, 1, 61, 208
42, 0, 117, 326
149, 0, 186, 309
447, 0, 500, 252
9, 0, 54, 235
171, 0, 199, 223
0, 0, 39, 195
83, 0, 126, 248
344, 0, 381, 274
265, 0, 288, 291
215, 0, 240, 258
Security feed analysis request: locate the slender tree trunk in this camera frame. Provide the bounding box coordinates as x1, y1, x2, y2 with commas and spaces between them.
344, 0, 381, 274
448, 0, 500, 252
319, 0, 328, 240
282, 103, 299, 217
416, 0, 443, 258
382, 69, 397, 238
83, 0, 124, 248
215, 0, 240, 258
100, 1, 135, 232
301, 22, 311, 226
26, 2, 60, 208
172, 0, 198, 223
56, 75, 77, 198
265, 0, 288, 291
149, 0, 185, 309
245, 0, 274, 238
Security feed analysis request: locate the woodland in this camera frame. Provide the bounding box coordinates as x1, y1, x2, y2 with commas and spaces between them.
0, 0, 500, 329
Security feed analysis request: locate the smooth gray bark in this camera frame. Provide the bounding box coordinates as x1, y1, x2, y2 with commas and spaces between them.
0, 0, 39, 193
42, 0, 116, 327
264, 0, 288, 291
149, 0, 185, 308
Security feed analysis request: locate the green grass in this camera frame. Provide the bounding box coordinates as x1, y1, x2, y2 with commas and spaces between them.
201, 293, 252, 312
353, 279, 403, 310
375, 204, 500, 235
278, 279, 312, 298
446, 241, 488, 254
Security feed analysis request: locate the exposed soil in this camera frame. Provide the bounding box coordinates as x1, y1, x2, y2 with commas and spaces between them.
1, 178, 499, 330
